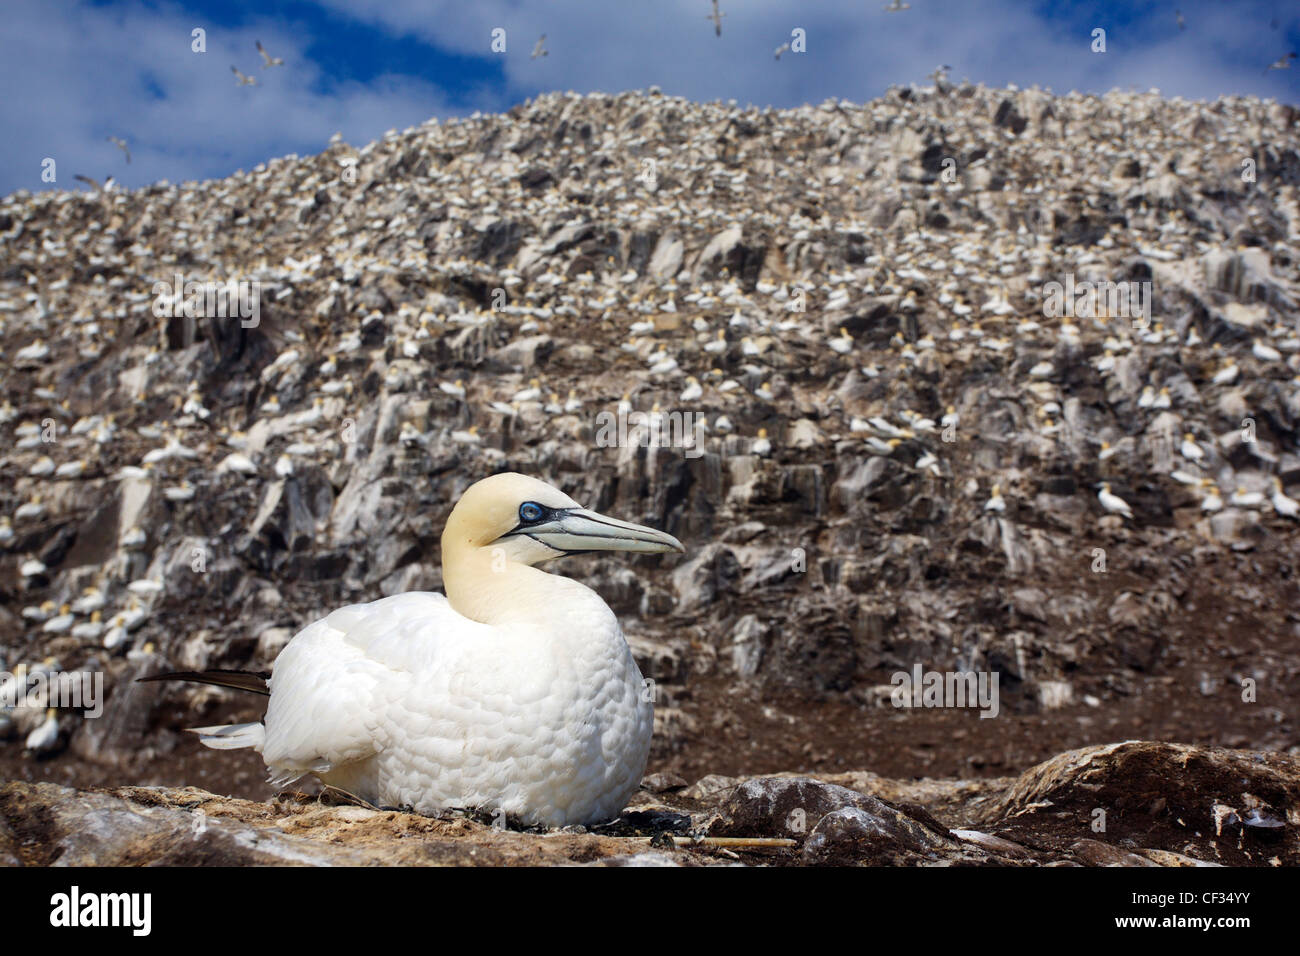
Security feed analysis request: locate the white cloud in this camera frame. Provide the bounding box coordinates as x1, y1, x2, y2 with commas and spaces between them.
0, 0, 458, 194
2, 0, 1295, 195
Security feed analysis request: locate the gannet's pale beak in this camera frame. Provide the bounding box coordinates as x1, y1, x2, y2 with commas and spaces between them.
518, 508, 685, 555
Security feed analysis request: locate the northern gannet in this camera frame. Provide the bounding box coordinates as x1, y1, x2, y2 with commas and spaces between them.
707, 0, 725, 37
256, 40, 285, 67
1271, 478, 1298, 519
1229, 486, 1265, 509
1098, 482, 1134, 519
1264, 52, 1296, 74
106, 136, 131, 164
25, 709, 60, 754
984, 484, 1006, 513
1199, 480, 1223, 513
145, 474, 683, 828
231, 65, 258, 86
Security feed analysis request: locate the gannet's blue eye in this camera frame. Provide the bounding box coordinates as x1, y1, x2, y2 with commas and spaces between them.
519, 502, 544, 523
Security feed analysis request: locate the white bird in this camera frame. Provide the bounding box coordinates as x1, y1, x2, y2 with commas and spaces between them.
1200, 481, 1223, 513
1098, 482, 1134, 519
752, 428, 771, 457
128, 579, 164, 598
512, 379, 542, 403
42, 605, 74, 634
531, 35, 548, 59
16, 340, 50, 363
261, 348, 301, 382
256, 40, 284, 67
884, 0, 910, 10
164, 481, 195, 502
103, 615, 129, 651
72, 612, 104, 641
774, 42, 791, 60
1230, 486, 1265, 509
219, 452, 259, 475
1212, 362, 1239, 385
984, 484, 1006, 513
1272, 478, 1298, 518
24, 709, 59, 754
231, 65, 258, 86
1180, 433, 1204, 462
707, 0, 725, 36
1264, 52, 1296, 74
106, 136, 131, 164
828, 327, 854, 355
145, 474, 683, 828
1253, 340, 1282, 362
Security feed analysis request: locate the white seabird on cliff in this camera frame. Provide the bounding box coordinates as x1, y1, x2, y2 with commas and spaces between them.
143, 473, 683, 828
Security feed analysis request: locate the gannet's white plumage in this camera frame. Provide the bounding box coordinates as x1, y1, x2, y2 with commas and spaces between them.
187, 473, 682, 828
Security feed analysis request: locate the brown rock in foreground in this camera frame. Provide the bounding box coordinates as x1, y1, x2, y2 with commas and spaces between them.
1, 741, 1292, 866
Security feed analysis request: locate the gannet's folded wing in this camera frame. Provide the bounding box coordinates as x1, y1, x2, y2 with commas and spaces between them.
258, 592, 469, 784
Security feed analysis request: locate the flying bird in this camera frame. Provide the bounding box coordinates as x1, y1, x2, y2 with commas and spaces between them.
1176, 10, 1185, 30
142, 473, 684, 828
256, 40, 284, 67
707, 0, 725, 37
75, 174, 115, 194
231, 65, 257, 86
1264, 52, 1296, 74
106, 136, 130, 164
884, 0, 911, 11
531, 34, 548, 58
774, 41, 791, 60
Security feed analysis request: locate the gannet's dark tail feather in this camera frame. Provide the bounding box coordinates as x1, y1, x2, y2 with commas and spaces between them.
137, 669, 271, 696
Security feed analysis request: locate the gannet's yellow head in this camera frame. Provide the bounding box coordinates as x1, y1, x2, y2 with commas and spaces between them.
443, 473, 684, 569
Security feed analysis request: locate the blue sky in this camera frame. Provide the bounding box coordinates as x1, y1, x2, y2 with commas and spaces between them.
1, 0, 1296, 196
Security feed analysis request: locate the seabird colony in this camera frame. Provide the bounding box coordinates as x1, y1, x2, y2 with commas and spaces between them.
0, 84, 1297, 777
